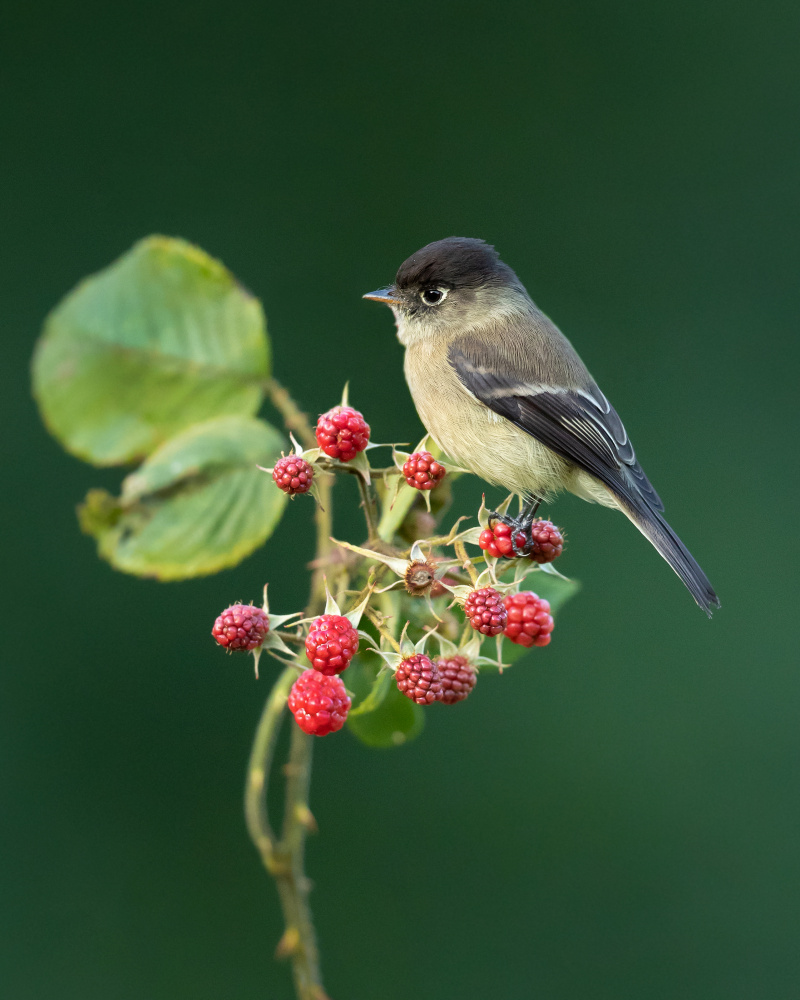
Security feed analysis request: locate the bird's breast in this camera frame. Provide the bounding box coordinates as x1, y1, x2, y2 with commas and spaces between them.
403, 341, 570, 497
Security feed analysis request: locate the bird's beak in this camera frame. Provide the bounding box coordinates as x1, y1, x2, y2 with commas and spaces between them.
362, 286, 402, 305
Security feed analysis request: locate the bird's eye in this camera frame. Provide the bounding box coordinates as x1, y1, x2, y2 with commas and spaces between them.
420, 287, 447, 306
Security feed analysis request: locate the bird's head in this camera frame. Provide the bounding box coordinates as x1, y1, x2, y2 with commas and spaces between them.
363, 237, 527, 345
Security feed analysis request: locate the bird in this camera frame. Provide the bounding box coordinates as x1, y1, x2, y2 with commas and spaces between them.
363, 236, 720, 616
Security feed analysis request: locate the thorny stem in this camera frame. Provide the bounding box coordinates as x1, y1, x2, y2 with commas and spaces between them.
245, 670, 325, 1000
364, 605, 402, 653
377, 480, 418, 543
310, 473, 334, 611
245, 666, 295, 852
356, 474, 379, 541
265, 378, 317, 450
319, 460, 379, 542
247, 380, 334, 1000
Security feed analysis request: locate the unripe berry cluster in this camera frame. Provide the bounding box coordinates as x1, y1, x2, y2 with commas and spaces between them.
272, 455, 314, 495
216, 399, 567, 744
212, 604, 270, 651
315, 405, 370, 462
305, 614, 359, 675
395, 653, 477, 706
463, 587, 508, 636
402, 451, 446, 491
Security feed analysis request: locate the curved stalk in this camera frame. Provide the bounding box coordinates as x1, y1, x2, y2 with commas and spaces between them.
247, 380, 335, 1000
265, 378, 317, 450
245, 668, 326, 1000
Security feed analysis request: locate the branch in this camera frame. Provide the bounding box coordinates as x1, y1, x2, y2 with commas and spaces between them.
247, 375, 336, 1000
245, 663, 329, 1000
309, 475, 334, 612
364, 604, 402, 653
356, 475, 379, 542
266, 377, 317, 450
376, 482, 418, 543
244, 666, 295, 867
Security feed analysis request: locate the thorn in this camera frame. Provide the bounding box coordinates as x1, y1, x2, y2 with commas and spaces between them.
275, 926, 301, 959
295, 804, 318, 833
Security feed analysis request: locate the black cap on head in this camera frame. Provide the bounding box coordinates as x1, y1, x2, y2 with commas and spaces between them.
395, 237, 515, 290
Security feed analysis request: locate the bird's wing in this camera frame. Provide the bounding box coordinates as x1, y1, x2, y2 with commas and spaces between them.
449, 341, 665, 512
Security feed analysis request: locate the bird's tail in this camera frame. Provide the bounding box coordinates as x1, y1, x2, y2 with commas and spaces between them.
617, 493, 720, 617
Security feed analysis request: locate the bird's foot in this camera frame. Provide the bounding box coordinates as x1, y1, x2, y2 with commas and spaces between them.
488, 497, 542, 558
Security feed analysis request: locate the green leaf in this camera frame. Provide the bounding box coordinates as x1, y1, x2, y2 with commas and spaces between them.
32, 236, 269, 466
78, 416, 287, 580
499, 634, 540, 667
345, 658, 424, 748
531, 569, 581, 615
348, 668, 393, 717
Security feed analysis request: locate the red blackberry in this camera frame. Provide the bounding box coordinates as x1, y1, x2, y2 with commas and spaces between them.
502, 591, 554, 647
435, 655, 477, 704
528, 519, 564, 564
288, 669, 351, 736
463, 587, 508, 636
272, 455, 314, 495
212, 604, 269, 651
395, 654, 443, 705
478, 518, 564, 562
402, 451, 446, 491
305, 614, 359, 675
315, 405, 370, 462
478, 522, 525, 559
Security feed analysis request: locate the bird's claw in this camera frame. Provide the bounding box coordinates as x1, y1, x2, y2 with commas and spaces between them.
488, 510, 534, 558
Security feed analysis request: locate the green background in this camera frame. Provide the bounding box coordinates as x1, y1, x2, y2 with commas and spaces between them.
3, 2, 798, 998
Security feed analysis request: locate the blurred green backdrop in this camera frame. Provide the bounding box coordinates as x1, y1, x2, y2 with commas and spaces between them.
2, 1, 799, 998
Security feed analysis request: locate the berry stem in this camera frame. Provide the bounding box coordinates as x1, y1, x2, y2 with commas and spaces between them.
376, 480, 418, 542
263, 375, 334, 609
309, 474, 334, 611
247, 374, 337, 999
279, 726, 324, 1000
265, 377, 317, 450
364, 604, 402, 653
245, 665, 327, 1000
244, 665, 296, 860
356, 474, 379, 541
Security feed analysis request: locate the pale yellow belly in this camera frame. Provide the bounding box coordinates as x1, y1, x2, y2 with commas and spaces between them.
404, 345, 571, 499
